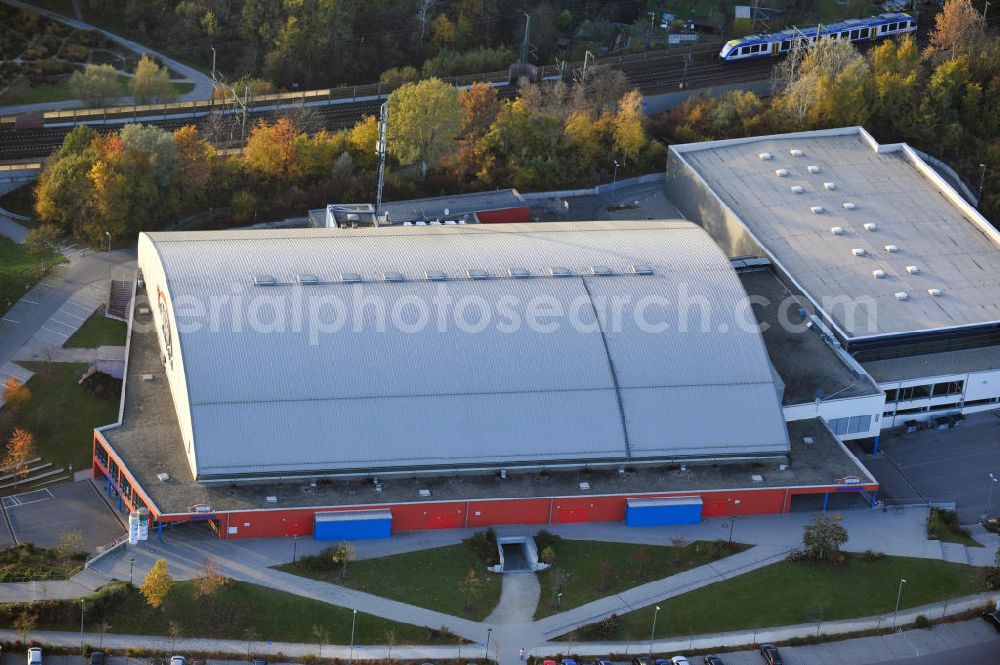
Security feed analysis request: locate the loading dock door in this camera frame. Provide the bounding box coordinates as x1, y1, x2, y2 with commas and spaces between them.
314, 509, 392, 541
625, 497, 703, 527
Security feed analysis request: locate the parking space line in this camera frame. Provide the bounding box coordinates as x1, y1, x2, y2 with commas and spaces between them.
1, 488, 55, 509
41, 325, 70, 336
22, 299, 39, 305
1, 318, 19, 324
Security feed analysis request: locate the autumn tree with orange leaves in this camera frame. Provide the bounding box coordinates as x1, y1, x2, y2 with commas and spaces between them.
2, 377, 31, 411
4, 428, 35, 478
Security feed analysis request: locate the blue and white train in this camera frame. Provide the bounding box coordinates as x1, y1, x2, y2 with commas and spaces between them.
719, 13, 916, 61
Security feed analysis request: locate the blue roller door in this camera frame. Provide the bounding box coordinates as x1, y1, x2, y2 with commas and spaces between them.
314, 509, 392, 540
625, 497, 703, 527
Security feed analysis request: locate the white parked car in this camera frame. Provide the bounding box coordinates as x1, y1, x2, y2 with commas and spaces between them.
170, 657, 186, 665
27, 648, 43, 665
670, 658, 690, 665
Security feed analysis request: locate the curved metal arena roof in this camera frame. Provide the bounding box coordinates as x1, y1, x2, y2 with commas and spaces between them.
138, 221, 789, 480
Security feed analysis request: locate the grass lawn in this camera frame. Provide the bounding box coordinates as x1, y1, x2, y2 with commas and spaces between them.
1, 362, 120, 474
0, 237, 62, 317
0, 543, 86, 581
534, 535, 749, 618
278, 543, 502, 621
563, 555, 989, 641
6, 580, 458, 645
4, 77, 196, 106
927, 508, 982, 547
64, 308, 126, 348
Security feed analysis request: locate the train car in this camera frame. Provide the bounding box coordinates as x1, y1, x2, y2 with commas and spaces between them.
719, 13, 916, 61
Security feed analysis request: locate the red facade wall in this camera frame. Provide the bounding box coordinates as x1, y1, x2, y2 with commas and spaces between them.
475, 207, 531, 223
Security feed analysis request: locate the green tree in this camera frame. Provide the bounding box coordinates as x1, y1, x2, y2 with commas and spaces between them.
34, 151, 97, 235
69, 64, 120, 107
121, 123, 177, 187
387, 78, 463, 182
130, 55, 176, 104
802, 513, 849, 560
140, 558, 173, 608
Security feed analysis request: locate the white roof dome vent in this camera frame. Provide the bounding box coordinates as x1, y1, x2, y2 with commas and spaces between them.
823, 182, 837, 190
843, 202, 857, 210
906, 265, 920, 274
807, 165, 821, 174
759, 152, 774, 161
927, 288, 942, 296
790, 149, 804, 157
775, 169, 789, 177
791, 185, 805, 194
863, 222, 877, 231
852, 248, 867, 257
830, 226, 845, 235
810, 206, 825, 214
894, 291, 910, 301
884, 244, 899, 253
872, 269, 886, 279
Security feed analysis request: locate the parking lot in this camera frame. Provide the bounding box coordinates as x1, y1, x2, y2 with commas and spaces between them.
2, 480, 125, 551
870, 411, 1000, 523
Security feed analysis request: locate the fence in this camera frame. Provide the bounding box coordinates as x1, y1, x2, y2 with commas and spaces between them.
84, 533, 128, 569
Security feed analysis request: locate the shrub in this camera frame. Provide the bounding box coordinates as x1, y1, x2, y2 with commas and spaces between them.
860, 549, 886, 562
464, 528, 499, 566
914, 614, 931, 628
594, 613, 620, 637
534, 529, 561, 552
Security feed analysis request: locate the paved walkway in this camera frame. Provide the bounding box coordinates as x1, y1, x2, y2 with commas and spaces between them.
486, 573, 541, 625
0, 212, 29, 243
0, 0, 213, 114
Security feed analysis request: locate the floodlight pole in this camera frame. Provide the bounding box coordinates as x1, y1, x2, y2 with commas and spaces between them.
979, 163, 987, 207
374, 101, 388, 226
648, 605, 661, 655
892, 579, 906, 631
984, 472, 997, 520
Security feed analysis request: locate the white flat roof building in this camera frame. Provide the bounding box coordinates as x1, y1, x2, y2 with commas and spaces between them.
138, 221, 790, 480
666, 127, 1000, 343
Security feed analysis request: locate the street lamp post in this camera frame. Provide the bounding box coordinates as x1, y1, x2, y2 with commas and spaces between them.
128, 556, 135, 586
648, 605, 661, 655
105, 231, 112, 290
484, 627, 493, 659
79, 598, 85, 650
979, 163, 988, 206
350, 608, 357, 664
984, 472, 998, 521
292, 534, 299, 564
892, 579, 907, 631
612, 160, 620, 201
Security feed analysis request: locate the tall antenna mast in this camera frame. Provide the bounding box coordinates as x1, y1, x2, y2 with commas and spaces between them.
374, 101, 388, 226
519, 12, 532, 64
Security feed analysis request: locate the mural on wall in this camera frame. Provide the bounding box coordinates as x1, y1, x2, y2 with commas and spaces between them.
157, 286, 174, 370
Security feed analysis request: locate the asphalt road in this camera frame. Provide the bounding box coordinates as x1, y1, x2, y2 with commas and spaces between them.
879, 639, 1000, 664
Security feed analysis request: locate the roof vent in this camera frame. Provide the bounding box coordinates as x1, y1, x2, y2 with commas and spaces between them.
759, 152, 773, 161
296, 274, 319, 285
509, 268, 531, 278
403, 221, 413, 226
415, 221, 427, 226
803, 436, 815, 445
894, 291, 910, 301
905, 265, 920, 274
807, 165, 821, 174
578, 482, 591, 490
843, 202, 857, 210
863, 222, 877, 231
790, 185, 805, 194
751, 474, 764, 483
418, 489, 431, 497
382, 271, 404, 282
458, 219, 466, 224
466, 269, 490, 280
142, 373, 154, 381
252, 274, 277, 286
928, 288, 942, 296
823, 182, 837, 190
872, 269, 886, 279
830, 226, 845, 235
592, 266, 613, 276
775, 169, 789, 177
884, 245, 898, 253
430, 220, 441, 226
265, 496, 278, 503
426, 270, 448, 281
340, 272, 362, 283
444, 219, 456, 225
550, 266, 573, 277
790, 149, 803, 157
852, 248, 866, 257
810, 206, 825, 214
156, 472, 170, 482
631, 264, 654, 275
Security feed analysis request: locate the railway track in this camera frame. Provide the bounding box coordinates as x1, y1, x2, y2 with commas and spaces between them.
0, 26, 935, 162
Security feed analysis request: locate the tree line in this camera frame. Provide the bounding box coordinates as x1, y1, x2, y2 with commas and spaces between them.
29, 73, 662, 248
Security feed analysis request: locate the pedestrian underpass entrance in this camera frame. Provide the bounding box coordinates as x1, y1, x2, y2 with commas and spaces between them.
493, 535, 547, 573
